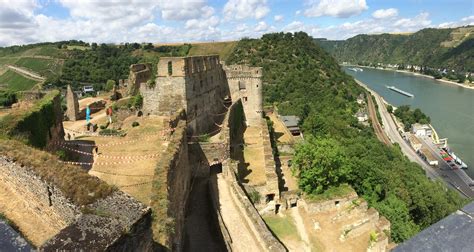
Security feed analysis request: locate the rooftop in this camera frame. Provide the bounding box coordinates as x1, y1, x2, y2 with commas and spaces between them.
280, 115, 300, 128
394, 202, 474, 251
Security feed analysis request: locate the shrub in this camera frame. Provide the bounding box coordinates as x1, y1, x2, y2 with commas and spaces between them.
105, 79, 116, 91
132, 121, 140, 127
248, 189, 261, 203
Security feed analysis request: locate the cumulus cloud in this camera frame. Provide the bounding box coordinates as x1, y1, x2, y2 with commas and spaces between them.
274, 15, 284, 22
284, 11, 434, 40
438, 15, 474, 28
223, 0, 270, 20
157, 0, 215, 20
304, 0, 368, 18
372, 8, 398, 19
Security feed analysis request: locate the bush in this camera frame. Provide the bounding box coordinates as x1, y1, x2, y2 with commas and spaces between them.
105, 79, 116, 91
127, 94, 143, 109
56, 150, 67, 160
132, 121, 140, 127
248, 189, 261, 203
0, 90, 17, 107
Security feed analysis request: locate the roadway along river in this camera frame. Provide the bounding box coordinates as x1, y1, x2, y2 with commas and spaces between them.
343, 66, 474, 178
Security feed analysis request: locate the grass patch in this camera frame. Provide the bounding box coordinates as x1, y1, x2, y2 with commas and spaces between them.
66, 45, 90, 51
36, 45, 64, 58
263, 215, 299, 240
15, 57, 62, 77
305, 183, 354, 203
0, 70, 38, 91
188, 41, 237, 61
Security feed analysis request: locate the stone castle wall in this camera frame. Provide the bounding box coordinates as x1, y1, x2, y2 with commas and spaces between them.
142, 56, 229, 135
224, 64, 263, 126
151, 111, 193, 250
129, 63, 151, 95
0, 157, 78, 233
0, 156, 153, 251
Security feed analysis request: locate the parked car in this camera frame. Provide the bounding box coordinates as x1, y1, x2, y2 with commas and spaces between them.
83, 86, 94, 93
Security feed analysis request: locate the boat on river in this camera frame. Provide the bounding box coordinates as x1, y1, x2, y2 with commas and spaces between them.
387, 86, 414, 97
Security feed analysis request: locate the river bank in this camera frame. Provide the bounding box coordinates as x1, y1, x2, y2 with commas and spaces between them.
344, 64, 474, 90
354, 78, 474, 197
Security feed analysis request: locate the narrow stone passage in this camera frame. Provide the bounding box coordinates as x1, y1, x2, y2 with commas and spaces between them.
184, 177, 227, 252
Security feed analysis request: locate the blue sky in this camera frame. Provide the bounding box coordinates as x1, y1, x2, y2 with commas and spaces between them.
0, 0, 472, 46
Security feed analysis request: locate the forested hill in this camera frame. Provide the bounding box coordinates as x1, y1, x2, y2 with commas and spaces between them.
227, 32, 467, 243
317, 26, 474, 72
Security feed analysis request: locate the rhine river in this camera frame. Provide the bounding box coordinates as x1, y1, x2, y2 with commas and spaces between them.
343, 66, 474, 178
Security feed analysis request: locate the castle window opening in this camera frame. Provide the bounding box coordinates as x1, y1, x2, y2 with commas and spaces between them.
335, 200, 340, 206
275, 204, 281, 214
239, 81, 246, 90
167, 61, 173, 76
266, 194, 275, 203
200, 80, 203, 88
243, 97, 248, 102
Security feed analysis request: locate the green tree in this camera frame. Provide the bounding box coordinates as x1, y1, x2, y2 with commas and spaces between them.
386, 105, 393, 113
374, 194, 419, 242
105, 79, 116, 91
294, 137, 351, 194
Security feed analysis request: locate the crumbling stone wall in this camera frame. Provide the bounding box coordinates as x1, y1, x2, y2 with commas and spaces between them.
0, 157, 78, 233
224, 64, 263, 126
151, 111, 193, 250
41, 191, 152, 251
141, 56, 230, 135
128, 63, 151, 95
66, 85, 79, 121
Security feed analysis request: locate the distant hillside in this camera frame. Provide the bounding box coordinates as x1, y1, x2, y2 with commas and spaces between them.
227, 32, 466, 243
188, 41, 237, 61
317, 26, 474, 72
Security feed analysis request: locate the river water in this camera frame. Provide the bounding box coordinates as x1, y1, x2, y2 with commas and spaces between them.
343, 66, 474, 178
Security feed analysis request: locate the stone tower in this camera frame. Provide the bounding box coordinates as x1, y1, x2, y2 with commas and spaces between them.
223, 64, 263, 126
66, 85, 79, 121
140, 55, 230, 135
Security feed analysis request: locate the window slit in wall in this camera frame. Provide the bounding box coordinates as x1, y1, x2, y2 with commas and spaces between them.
167, 61, 173, 76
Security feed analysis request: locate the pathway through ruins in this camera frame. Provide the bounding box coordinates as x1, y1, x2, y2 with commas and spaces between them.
184, 177, 226, 251
217, 174, 262, 251
290, 207, 312, 252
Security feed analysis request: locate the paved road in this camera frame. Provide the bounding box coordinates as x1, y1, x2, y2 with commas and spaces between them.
356, 80, 473, 198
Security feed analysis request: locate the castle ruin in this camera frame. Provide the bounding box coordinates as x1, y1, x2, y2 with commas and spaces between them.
66, 85, 79, 121
140, 55, 263, 134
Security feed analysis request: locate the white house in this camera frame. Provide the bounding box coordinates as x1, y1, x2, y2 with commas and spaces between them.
356, 111, 368, 122
411, 123, 432, 137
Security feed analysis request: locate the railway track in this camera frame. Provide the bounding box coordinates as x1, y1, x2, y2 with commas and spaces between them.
366, 93, 392, 146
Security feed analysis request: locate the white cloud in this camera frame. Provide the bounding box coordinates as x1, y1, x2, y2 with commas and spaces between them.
157, 0, 215, 20
254, 21, 268, 32
372, 8, 398, 19
284, 12, 434, 40
304, 0, 368, 18
223, 0, 270, 20
274, 15, 284, 22
185, 16, 220, 30
438, 15, 474, 28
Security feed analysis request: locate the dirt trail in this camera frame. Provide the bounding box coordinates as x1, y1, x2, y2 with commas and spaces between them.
217, 175, 261, 251
290, 207, 311, 252
6, 65, 45, 81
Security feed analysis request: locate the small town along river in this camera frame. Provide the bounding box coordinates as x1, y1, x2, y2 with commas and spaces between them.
343, 66, 474, 178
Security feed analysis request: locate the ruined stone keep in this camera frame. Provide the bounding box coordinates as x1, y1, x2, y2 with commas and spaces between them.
140, 55, 264, 134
